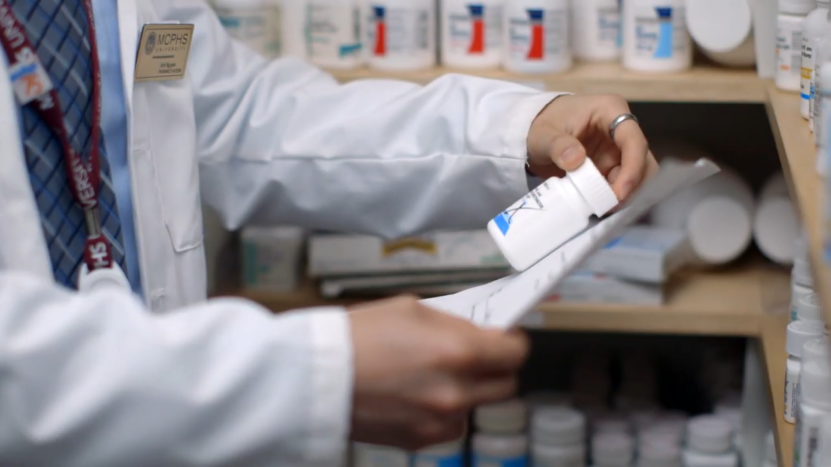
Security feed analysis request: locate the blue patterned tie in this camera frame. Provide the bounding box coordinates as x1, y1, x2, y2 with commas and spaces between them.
10, 0, 125, 287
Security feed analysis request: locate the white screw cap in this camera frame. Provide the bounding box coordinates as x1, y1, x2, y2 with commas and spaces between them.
798, 293, 823, 321
475, 399, 527, 434
787, 320, 827, 357
686, 415, 733, 454
566, 159, 618, 217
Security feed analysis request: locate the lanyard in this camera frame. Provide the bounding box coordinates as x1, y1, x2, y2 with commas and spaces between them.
0, 0, 114, 272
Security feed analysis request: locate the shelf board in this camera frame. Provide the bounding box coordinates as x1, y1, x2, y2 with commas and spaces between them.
761, 313, 794, 467
327, 62, 765, 103
233, 261, 790, 337
766, 84, 831, 325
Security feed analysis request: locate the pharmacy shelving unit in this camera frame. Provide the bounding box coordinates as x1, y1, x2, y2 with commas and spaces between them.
223, 62, 831, 467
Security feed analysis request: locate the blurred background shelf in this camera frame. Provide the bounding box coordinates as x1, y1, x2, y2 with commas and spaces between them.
767, 84, 831, 325
327, 63, 766, 103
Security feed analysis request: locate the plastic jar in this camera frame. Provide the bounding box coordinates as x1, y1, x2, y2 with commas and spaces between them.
685, 0, 756, 68
476, 399, 528, 434
214, 0, 282, 59
366, 0, 437, 71
280, 0, 307, 59
570, 0, 621, 62
622, 0, 692, 73
487, 159, 618, 272
785, 320, 827, 424
797, 292, 824, 321
503, 0, 571, 74
412, 439, 464, 467
681, 450, 739, 467
685, 415, 733, 454
532, 406, 586, 447
802, 0, 831, 122
592, 432, 635, 467
650, 165, 754, 266
473, 433, 529, 467
307, 0, 365, 69
794, 338, 831, 467
353, 443, 410, 467
441, 0, 504, 69
532, 443, 585, 467
753, 173, 799, 265
637, 441, 681, 467
776, 0, 815, 91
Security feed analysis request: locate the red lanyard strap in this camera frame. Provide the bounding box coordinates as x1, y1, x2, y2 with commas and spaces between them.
0, 0, 113, 271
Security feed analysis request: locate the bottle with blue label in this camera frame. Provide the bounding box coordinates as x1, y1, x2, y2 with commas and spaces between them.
307, 0, 365, 69
412, 440, 464, 467
622, 0, 692, 72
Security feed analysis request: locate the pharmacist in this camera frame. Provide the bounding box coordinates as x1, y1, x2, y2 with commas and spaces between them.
0, 0, 658, 465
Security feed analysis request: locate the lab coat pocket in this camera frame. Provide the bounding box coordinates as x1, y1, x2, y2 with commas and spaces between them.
150, 144, 205, 253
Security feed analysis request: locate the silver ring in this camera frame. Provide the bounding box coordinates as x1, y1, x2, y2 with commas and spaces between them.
609, 113, 639, 140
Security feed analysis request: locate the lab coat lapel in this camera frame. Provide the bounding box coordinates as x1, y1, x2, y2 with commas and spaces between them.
0, 59, 54, 279
117, 0, 137, 122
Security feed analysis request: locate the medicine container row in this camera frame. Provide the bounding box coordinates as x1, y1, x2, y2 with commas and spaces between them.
208, 0, 762, 75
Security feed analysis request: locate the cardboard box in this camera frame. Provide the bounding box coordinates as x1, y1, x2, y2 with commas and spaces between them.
242, 227, 305, 292
581, 226, 688, 284
549, 272, 664, 306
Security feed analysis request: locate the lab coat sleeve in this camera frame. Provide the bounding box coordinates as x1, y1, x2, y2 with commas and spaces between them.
171, 2, 562, 238
0, 272, 351, 467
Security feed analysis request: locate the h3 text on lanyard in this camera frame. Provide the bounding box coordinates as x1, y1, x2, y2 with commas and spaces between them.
0, 0, 129, 292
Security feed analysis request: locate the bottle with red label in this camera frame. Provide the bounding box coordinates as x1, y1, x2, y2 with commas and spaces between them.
441, 0, 505, 69
502, 0, 571, 74
366, 0, 437, 71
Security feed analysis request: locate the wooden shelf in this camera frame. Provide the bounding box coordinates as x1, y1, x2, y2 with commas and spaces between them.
234, 261, 790, 337
761, 313, 795, 467
766, 84, 831, 325
328, 63, 765, 103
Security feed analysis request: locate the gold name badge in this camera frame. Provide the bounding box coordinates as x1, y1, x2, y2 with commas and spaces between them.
135, 24, 194, 83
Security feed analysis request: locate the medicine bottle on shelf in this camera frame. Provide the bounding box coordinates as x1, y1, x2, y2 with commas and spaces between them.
412, 439, 464, 467
306, 0, 365, 69
754, 173, 799, 265
622, 0, 692, 73
784, 320, 827, 424
685, 0, 756, 68
776, 0, 815, 91
571, 0, 621, 62
366, 0, 437, 71
796, 292, 823, 321
441, 0, 504, 69
819, 61, 831, 176
473, 399, 529, 467
794, 338, 831, 467
487, 158, 618, 272
681, 415, 738, 467
592, 432, 635, 467
503, 0, 572, 74
531, 406, 586, 467
281, 0, 307, 59
353, 442, 410, 467
801, 0, 831, 123
214, 0, 282, 59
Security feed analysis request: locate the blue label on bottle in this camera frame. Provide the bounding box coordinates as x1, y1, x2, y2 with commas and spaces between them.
413, 454, 463, 467
493, 212, 512, 235
654, 7, 673, 58
473, 455, 527, 467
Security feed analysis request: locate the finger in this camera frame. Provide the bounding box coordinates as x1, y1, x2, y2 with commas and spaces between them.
469, 329, 530, 373
596, 103, 649, 201
466, 375, 520, 406
548, 132, 588, 172
591, 139, 622, 176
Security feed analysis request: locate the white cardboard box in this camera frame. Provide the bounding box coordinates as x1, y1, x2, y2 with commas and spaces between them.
308, 230, 509, 276
550, 272, 664, 306
581, 226, 689, 284
242, 226, 305, 292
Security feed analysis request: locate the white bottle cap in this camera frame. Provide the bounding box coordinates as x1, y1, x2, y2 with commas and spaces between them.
754, 197, 798, 265
765, 431, 777, 464
787, 320, 827, 356
353, 443, 409, 467
532, 406, 586, 447
415, 439, 463, 457
592, 432, 635, 465
566, 159, 619, 217
639, 440, 681, 464
472, 433, 528, 458
792, 257, 815, 288
475, 399, 528, 434
801, 338, 831, 409
797, 293, 824, 321
688, 197, 753, 264
686, 415, 733, 454
531, 443, 585, 466
686, 0, 752, 53
779, 0, 818, 14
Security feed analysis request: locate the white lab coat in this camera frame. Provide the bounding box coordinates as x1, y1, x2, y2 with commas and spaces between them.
0, 0, 560, 465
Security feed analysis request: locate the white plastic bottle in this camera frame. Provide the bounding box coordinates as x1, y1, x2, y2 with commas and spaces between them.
797, 292, 824, 321
473, 433, 528, 467
819, 61, 831, 176
307, 0, 365, 69
281, 0, 307, 59
592, 432, 635, 467
785, 320, 827, 424
638, 439, 681, 467
813, 37, 831, 148
502, 0, 572, 74
818, 415, 831, 467
754, 173, 799, 265
685, 0, 756, 68
802, 0, 831, 123
214, 0, 283, 59
412, 440, 464, 467
441, 0, 504, 69
776, 0, 814, 91
366, 0, 437, 71
622, 0, 692, 73
794, 338, 831, 467
570, 0, 621, 62
681, 415, 739, 467
531, 406, 586, 447
353, 443, 410, 467
487, 159, 618, 272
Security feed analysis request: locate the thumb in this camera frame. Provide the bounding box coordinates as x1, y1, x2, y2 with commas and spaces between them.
546, 132, 587, 173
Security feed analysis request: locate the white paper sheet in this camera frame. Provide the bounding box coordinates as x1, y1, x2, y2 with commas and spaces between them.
422, 158, 721, 329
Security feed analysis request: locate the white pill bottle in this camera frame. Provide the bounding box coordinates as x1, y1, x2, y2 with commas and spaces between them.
622, 0, 692, 72
487, 159, 619, 272
776, 0, 814, 91
571, 0, 621, 62
441, 0, 504, 69
794, 338, 831, 467
801, 0, 831, 122
307, 0, 365, 69
503, 0, 572, 74
366, 0, 437, 71
753, 173, 799, 265
784, 320, 827, 424
685, 0, 756, 68
214, 0, 282, 58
